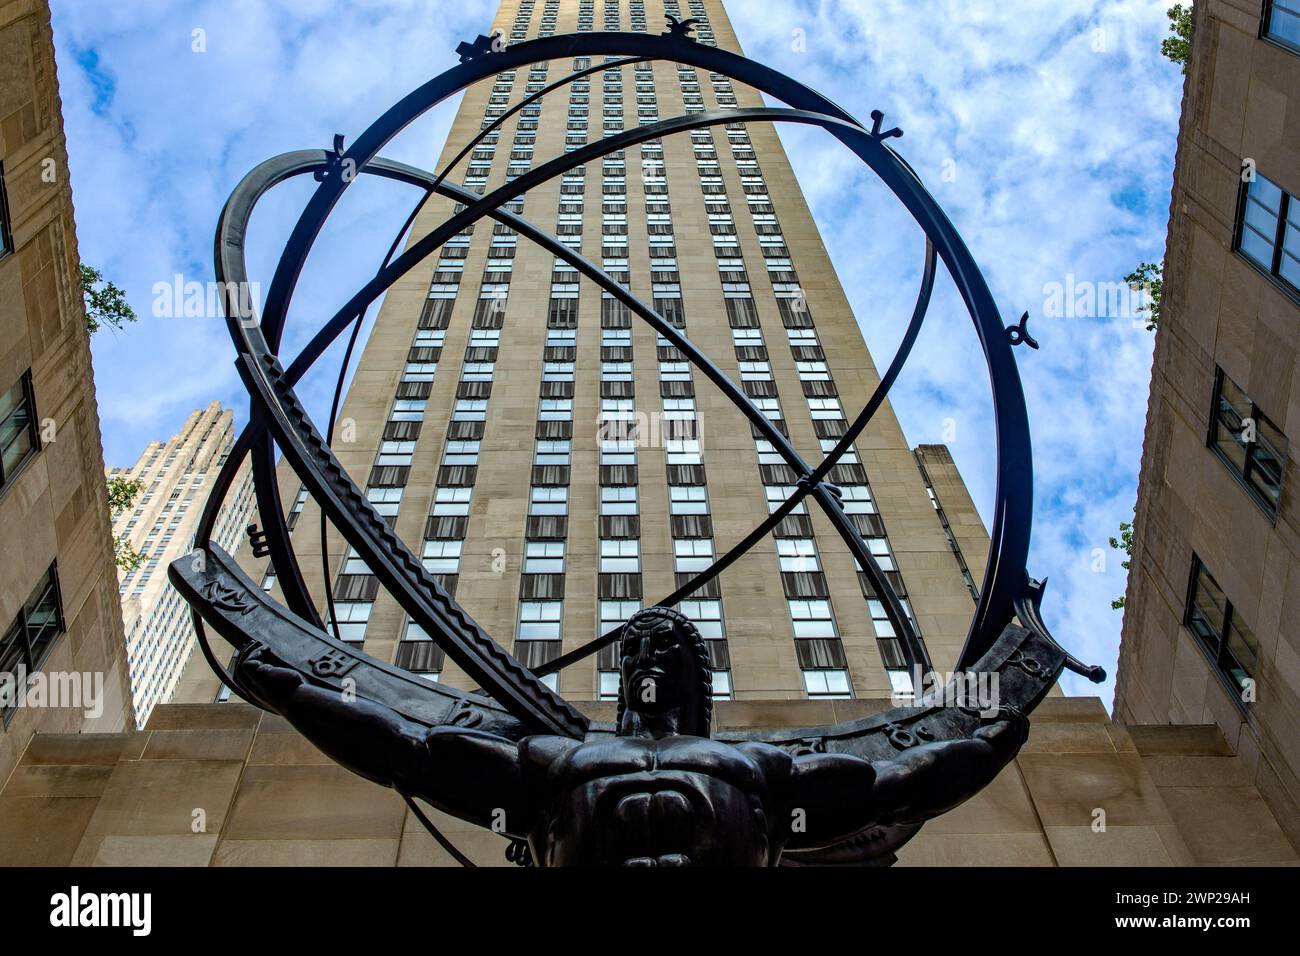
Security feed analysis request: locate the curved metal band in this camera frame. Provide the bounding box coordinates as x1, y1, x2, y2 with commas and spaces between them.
247, 32, 1032, 676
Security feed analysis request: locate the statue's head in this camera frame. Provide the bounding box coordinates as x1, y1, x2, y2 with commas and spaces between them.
616, 607, 712, 739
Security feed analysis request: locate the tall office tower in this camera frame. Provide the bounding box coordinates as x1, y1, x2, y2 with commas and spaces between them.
1116, 0, 1300, 848
0, 0, 133, 782
175, 0, 989, 710
108, 403, 254, 726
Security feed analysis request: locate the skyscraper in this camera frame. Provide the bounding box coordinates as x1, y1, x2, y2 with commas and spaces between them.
176, 0, 988, 710
0, 0, 133, 785
1116, 0, 1300, 849
108, 403, 255, 726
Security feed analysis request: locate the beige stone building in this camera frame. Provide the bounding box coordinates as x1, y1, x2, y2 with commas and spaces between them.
2, 0, 1296, 869
108, 403, 255, 727
0, 0, 132, 786
1115, 0, 1300, 851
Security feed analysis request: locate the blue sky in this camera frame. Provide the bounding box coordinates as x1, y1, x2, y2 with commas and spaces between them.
50, 0, 1184, 705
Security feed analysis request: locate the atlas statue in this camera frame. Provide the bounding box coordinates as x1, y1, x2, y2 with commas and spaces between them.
169, 19, 1104, 867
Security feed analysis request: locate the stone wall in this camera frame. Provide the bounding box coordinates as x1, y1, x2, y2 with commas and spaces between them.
1, 698, 1293, 866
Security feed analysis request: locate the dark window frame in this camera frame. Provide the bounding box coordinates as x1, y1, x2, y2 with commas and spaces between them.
1183, 555, 1257, 713
1232, 172, 1300, 306
1205, 366, 1287, 521
0, 369, 41, 495
1, 562, 67, 725
0, 163, 12, 259
1262, 0, 1300, 54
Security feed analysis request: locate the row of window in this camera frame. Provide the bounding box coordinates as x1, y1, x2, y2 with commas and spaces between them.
1, 565, 64, 725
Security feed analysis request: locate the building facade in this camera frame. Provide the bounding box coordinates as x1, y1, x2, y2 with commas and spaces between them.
108, 403, 255, 727
0, 0, 132, 785
1116, 0, 1300, 849
176, 0, 988, 709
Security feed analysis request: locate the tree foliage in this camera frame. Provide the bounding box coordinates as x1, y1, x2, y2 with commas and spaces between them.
107, 475, 145, 571
1109, 520, 1134, 610
81, 263, 137, 335
1125, 261, 1163, 332
1162, 3, 1193, 73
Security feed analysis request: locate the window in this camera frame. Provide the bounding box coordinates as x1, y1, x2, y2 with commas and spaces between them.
712, 670, 733, 700
670, 442, 702, 468
539, 399, 573, 422
673, 538, 714, 573
442, 441, 480, 467
1185, 556, 1258, 704
777, 538, 819, 573
453, 400, 489, 422
1208, 368, 1286, 517
670, 485, 708, 515
1236, 173, 1300, 293
0, 371, 39, 492
1, 564, 65, 722
378, 440, 416, 466
789, 599, 835, 638
530, 486, 568, 516
601, 439, 636, 465
0, 163, 12, 258
765, 485, 807, 515
366, 486, 403, 517
808, 397, 844, 421
340, 549, 371, 576
600, 600, 640, 638
803, 668, 852, 699
390, 399, 426, 422
1264, 0, 1300, 52
326, 602, 372, 645
599, 671, 621, 700
600, 539, 640, 572
433, 487, 472, 516
525, 541, 566, 573
601, 486, 638, 516
422, 540, 463, 574
534, 440, 571, 466
680, 599, 724, 639
839, 484, 876, 515
519, 601, 562, 640
887, 668, 915, 702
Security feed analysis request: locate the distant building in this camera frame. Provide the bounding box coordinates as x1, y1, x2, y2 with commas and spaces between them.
0, 0, 133, 783
109, 403, 254, 726
1116, 0, 1300, 850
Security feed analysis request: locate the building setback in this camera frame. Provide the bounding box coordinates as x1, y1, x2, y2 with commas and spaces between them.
109, 403, 254, 726
0, 0, 132, 785
1116, 0, 1300, 850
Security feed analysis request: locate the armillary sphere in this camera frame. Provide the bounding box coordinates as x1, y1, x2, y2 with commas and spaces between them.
170, 21, 1103, 867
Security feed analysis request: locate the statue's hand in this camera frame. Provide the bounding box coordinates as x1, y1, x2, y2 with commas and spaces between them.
973, 703, 1028, 752
234, 644, 305, 711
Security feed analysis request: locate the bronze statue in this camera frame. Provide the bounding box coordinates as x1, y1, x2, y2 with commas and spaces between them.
236, 608, 1027, 867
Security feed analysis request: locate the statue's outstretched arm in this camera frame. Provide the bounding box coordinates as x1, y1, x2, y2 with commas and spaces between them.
870, 709, 1028, 825
785, 751, 879, 849
236, 648, 527, 830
